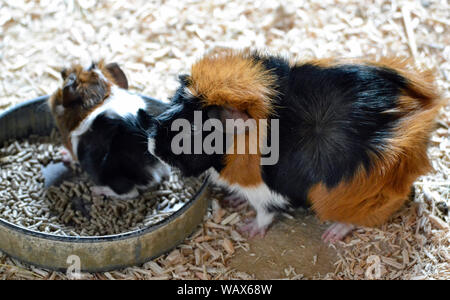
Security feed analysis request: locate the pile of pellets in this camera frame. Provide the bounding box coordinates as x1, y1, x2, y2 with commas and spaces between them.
0, 133, 203, 237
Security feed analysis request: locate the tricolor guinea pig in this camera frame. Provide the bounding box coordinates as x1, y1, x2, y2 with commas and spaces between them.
146, 49, 444, 242
48, 61, 170, 199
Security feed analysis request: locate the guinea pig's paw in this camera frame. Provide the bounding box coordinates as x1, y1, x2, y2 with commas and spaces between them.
321, 222, 355, 244
157, 163, 171, 181
147, 163, 171, 184
90, 185, 139, 200
90, 186, 110, 197
238, 218, 268, 239
222, 193, 248, 208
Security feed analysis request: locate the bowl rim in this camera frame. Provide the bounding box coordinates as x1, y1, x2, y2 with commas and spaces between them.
0, 95, 208, 243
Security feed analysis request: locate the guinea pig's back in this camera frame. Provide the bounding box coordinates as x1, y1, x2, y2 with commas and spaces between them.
272, 62, 409, 191
265, 59, 444, 213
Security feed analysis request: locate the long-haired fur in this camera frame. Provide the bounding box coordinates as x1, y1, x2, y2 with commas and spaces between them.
308, 58, 445, 226
189, 49, 277, 120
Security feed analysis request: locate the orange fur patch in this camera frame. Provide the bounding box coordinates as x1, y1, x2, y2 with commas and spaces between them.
189, 49, 277, 120
220, 151, 263, 187
219, 124, 265, 187
368, 57, 440, 103
307, 58, 339, 68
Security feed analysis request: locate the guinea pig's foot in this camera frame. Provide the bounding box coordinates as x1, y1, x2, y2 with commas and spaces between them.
222, 193, 247, 208
322, 222, 355, 243
90, 186, 139, 200
239, 219, 268, 239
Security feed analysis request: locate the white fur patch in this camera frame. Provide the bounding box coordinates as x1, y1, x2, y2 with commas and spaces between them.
147, 163, 170, 184
136, 163, 171, 190
94, 69, 108, 82
70, 86, 146, 159
90, 185, 139, 199
146, 138, 173, 179
55, 104, 65, 116
208, 169, 288, 228
184, 87, 195, 98
148, 137, 156, 156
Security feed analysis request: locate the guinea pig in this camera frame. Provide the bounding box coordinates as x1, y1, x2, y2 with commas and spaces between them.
146, 49, 444, 242
48, 61, 170, 199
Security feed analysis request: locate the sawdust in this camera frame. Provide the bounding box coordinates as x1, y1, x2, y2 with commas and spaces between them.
0, 0, 448, 280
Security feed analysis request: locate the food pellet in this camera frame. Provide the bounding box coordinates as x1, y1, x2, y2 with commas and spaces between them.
0, 133, 204, 237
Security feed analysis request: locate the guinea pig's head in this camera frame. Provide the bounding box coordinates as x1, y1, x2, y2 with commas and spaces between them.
48, 61, 128, 150
147, 75, 267, 177
146, 75, 225, 177
148, 50, 277, 177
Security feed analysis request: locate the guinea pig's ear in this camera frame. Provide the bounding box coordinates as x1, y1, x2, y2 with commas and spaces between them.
178, 74, 191, 86
105, 62, 128, 90
137, 109, 157, 130
60, 68, 69, 80
207, 106, 256, 134
62, 74, 81, 107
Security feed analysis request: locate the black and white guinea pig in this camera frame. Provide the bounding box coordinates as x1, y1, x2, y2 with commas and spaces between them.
146, 49, 444, 242
48, 61, 170, 199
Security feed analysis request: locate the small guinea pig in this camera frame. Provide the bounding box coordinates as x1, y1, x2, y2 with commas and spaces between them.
48, 61, 169, 199
146, 49, 444, 242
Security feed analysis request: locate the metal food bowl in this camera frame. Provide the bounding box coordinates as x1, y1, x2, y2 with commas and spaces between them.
0, 96, 209, 272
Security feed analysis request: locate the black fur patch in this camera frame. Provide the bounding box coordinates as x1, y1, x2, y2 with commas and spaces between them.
149, 84, 226, 177
261, 59, 407, 207
77, 111, 161, 195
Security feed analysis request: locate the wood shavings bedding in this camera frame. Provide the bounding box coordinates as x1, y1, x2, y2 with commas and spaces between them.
0, 133, 203, 237
0, 0, 448, 280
